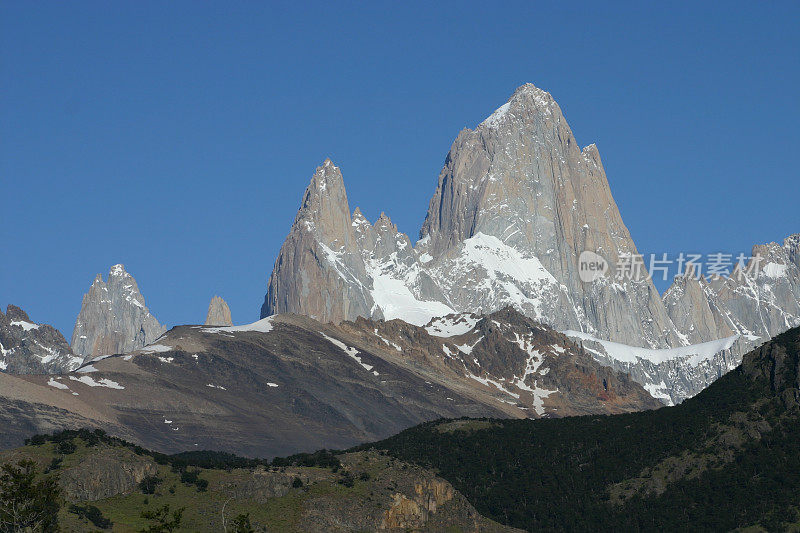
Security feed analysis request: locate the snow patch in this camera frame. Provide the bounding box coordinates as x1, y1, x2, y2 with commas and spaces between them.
456, 336, 483, 355
10, 320, 39, 331
321, 333, 377, 375
562, 330, 740, 366
480, 102, 511, 129
69, 375, 124, 389
368, 267, 454, 326
47, 378, 69, 390
373, 329, 402, 351
762, 262, 788, 278
425, 314, 479, 337
644, 381, 672, 403
201, 316, 275, 334
140, 344, 172, 354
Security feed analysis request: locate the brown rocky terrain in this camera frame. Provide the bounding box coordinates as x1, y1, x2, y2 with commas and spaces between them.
0, 308, 660, 458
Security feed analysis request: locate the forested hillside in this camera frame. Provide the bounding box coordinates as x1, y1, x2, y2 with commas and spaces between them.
360, 327, 800, 532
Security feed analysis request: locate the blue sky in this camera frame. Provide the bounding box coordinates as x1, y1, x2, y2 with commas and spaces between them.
2, 1, 798, 337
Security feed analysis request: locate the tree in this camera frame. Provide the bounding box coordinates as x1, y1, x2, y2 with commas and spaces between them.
231, 513, 254, 533
139, 504, 184, 533
0, 459, 61, 532
69, 504, 112, 529
138, 475, 162, 495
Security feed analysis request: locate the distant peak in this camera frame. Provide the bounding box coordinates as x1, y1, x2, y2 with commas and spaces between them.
310, 158, 344, 191
512, 82, 552, 99
293, 160, 353, 240
479, 83, 556, 129
110, 264, 128, 277
5, 304, 31, 323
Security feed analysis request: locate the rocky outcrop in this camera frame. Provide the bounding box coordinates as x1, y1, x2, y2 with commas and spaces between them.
59, 446, 159, 501
663, 264, 736, 345
0, 305, 83, 374
205, 296, 233, 326
71, 264, 166, 358
663, 234, 800, 353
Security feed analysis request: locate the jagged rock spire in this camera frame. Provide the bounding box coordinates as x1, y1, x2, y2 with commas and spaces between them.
71, 264, 166, 358
205, 296, 233, 326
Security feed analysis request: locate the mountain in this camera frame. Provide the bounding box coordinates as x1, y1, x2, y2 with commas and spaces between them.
71, 264, 166, 359
359, 325, 800, 531
0, 308, 659, 457
0, 305, 83, 374
0, 430, 519, 532
664, 233, 800, 345
260, 83, 799, 404
261, 84, 679, 349
204, 295, 232, 326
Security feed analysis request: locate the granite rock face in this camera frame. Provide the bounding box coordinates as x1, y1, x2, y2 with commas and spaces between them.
71, 264, 166, 358
205, 296, 233, 326
262, 85, 678, 349
664, 234, 800, 348
0, 305, 83, 374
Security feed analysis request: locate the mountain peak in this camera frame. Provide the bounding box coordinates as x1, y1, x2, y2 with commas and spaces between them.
479, 83, 557, 130
293, 160, 353, 250
205, 296, 233, 326
71, 265, 165, 358
5, 304, 31, 323
1, 304, 82, 373
109, 264, 128, 277
511, 82, 552, 100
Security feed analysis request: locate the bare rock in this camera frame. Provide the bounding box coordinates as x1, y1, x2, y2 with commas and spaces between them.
0, 305, 82, 374
71, 264, 166, 358
205, 296, 233, 326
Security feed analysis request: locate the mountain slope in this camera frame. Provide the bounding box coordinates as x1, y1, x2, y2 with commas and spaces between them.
71, 264, 166, 359
0, 309, 659, 457
360, 326, 800, 531
0, 304, 83, 374
0, 430, 519, 532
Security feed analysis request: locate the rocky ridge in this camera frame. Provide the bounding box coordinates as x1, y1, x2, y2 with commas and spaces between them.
0, 308, 659, 457
0, 305, 83, 374
664, 234, 800, 346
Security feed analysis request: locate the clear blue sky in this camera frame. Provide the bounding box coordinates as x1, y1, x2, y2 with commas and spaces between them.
2, 1, 798, 337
